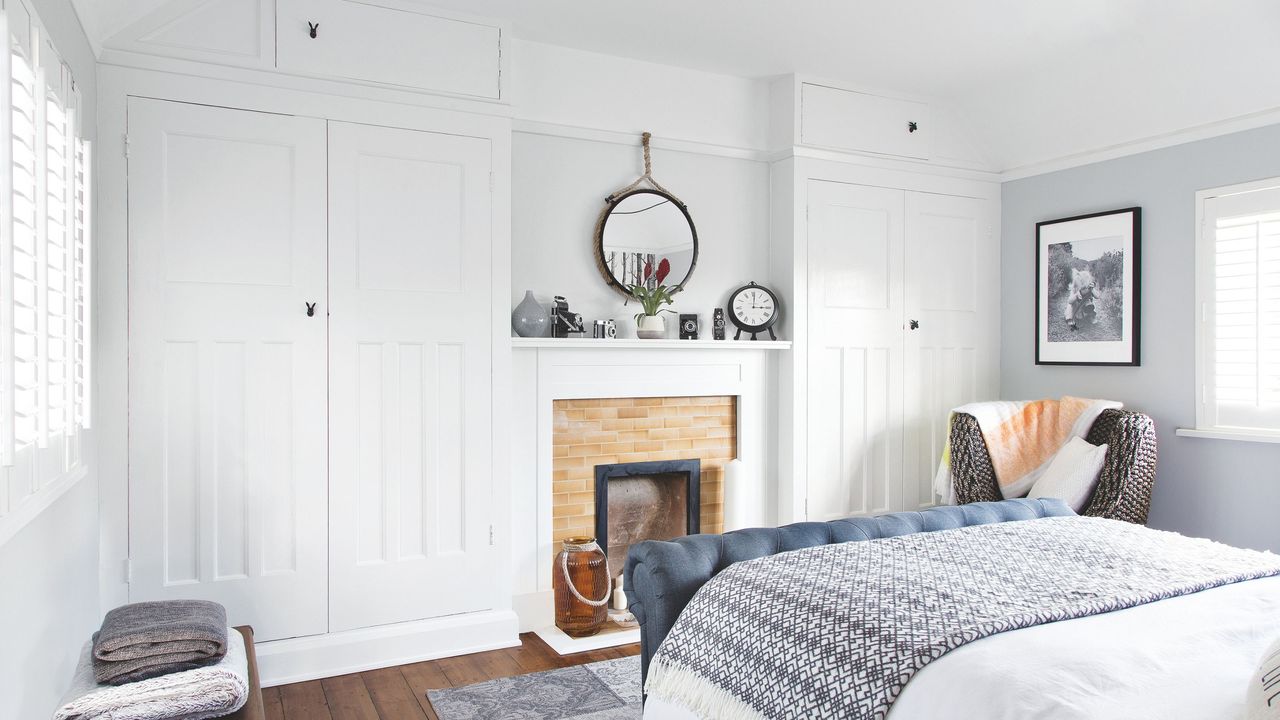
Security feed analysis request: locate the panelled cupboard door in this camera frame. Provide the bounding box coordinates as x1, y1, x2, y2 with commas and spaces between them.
806, 181, 906, 521
126, 98, 329, 641
327, 121, 495, 632
902, 192, 999, 510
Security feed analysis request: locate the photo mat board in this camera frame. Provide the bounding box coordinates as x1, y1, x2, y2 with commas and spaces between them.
1035, 207, 1141, 366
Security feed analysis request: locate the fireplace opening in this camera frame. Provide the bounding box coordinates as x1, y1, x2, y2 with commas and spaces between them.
594, 459, 701, 573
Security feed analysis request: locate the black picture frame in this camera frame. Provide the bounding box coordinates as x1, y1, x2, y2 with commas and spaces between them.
1034, 207, 1141, 366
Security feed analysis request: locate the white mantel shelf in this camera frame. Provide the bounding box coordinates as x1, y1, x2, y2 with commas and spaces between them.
511, 338, 791, 350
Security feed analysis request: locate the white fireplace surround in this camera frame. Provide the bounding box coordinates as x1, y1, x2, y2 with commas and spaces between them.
509, 341, 789, 631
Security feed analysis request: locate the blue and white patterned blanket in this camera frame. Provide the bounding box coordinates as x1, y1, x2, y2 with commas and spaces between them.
645, 516, 1280, 720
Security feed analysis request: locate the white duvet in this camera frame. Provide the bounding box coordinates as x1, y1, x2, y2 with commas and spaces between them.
645, 575, 1280, 720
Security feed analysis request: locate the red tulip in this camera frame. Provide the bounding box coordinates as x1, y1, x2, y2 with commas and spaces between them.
643, 261, 653, 282
656, 258, 671, 285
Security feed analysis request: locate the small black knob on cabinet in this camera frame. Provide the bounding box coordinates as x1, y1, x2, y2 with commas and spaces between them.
306, 302, 317, 317
907, 121, 919, 133
908, 319, 920, 330
308, 22, 319, 38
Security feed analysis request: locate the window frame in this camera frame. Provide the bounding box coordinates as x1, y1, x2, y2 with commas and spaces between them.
0, 0, 91, 546
1186, 176, 1280, 443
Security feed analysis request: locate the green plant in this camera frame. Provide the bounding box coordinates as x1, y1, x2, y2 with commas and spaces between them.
629, 258, 679, 322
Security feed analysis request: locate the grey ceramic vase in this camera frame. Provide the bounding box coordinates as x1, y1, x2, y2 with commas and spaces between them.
512, 290, 550, 338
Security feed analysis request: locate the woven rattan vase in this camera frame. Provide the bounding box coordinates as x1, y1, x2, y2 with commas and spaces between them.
553, 537, 609, 637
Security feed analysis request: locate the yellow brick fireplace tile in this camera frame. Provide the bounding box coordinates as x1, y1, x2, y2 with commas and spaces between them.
587, 455, 618, 467
616, 430, 649, 442
693, 414, 731, 428
663, 438, 694, 451
634, 397, 664, 407
634, 440, 664, 453
556, 456, 587, 468
662, 396, 693, 406
693, 437, 726, 450
648, 428, 680, 440
568, 444, 603, 457
584, 431, 619, 444
553, 432, 587, 447
617, 407, 647, 419
706, 426, 732, 438
608, 397, 636, 407
601, 418, 636, 432
584, 407, 618, 420
600, 442, 634, 454
552, 445, 569, 458
664, 416, 694, 428
556, 502, 591, 517
678, 426, 709, 439
616, 452, 656, 463
568, 490, 596, 505
633, 417, 664, 429
553, 479, 588, 495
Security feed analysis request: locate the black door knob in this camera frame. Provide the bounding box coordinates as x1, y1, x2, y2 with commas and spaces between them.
908, 319, 920, 330
308, 22, 319, 38
306, 302, 317, 317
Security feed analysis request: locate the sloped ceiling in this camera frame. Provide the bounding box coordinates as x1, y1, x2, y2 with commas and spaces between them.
73, 0, 1280, 173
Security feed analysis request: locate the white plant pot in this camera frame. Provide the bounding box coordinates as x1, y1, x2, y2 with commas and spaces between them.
636, 314, 666, 339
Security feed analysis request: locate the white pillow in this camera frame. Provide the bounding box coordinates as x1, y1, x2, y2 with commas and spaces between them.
1247, 636, 1280, 720
1028, 436, 1108, 512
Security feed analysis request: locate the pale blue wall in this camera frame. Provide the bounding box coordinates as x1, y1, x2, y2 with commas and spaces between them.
1001, 124, 1280, 553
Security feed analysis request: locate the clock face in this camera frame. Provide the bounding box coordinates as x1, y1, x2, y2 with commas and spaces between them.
731, 286, 777, 328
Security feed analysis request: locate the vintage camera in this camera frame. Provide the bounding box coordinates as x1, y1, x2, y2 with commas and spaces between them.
593, 319, 617, 339
679, 313, 699, 340
551, 296, 585, 338
713, 308, 726, 340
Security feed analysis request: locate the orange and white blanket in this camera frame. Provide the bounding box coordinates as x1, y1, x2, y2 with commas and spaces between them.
933, 396, 1122, 503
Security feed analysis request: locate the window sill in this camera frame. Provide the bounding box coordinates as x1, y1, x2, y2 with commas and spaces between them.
0, 464, 89, 547
1174, 428, 1280, 444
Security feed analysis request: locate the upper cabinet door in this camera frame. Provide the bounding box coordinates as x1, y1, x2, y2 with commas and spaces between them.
805, 181, 907, 521
901, 191, 999, 510
277, 0, 504, 100
327, 121, 496, 632
126, 98, 330, 642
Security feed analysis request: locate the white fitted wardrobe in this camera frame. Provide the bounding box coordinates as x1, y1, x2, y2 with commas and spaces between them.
804, 182, 997, 520
769, 77, 1001, 525
125, 96, 497, 643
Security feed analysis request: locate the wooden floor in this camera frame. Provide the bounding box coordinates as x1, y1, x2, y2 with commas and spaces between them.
264, 633, 641, 720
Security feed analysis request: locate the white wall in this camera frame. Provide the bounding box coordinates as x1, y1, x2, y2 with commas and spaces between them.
0, 3, 99, 717
510, 40, 773, 336
512, 133, 769, 337
512, 39, 769, 152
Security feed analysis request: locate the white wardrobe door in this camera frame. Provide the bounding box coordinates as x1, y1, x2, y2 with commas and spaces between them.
806, 181, 906, 520
903, 192, 999, 509
127, 98, 329, 641
327, 120, 495, 632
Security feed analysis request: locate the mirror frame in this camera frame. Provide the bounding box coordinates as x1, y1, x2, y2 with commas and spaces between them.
593, 188, 699, 300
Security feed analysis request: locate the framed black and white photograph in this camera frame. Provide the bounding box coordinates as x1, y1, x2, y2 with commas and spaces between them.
1036, 207, 1141, 366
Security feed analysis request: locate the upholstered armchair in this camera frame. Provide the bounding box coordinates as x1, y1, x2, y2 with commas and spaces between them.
949, 409, 1158, 524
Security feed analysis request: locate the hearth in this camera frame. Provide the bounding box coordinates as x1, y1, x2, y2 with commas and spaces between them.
594, 459, 701, 571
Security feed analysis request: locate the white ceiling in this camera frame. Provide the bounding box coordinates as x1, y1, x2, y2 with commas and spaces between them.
74, 0, 1280, 172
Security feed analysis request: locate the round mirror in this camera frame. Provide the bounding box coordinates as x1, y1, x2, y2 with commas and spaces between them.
594, 188, 698, 298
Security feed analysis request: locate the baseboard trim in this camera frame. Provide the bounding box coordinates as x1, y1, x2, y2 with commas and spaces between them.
255, 609, 520, 687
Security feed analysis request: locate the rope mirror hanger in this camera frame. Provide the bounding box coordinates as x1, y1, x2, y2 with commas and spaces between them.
593, 132, 700, 300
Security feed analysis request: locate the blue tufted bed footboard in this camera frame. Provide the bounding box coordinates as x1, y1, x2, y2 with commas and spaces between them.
621, 498, 1075, 688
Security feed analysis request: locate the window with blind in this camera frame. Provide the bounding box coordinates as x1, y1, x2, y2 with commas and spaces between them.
0, 0, 92, 543
1195, 179, 1280, 437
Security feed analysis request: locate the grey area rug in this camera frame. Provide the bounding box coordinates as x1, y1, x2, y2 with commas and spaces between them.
428, 656, 641, 720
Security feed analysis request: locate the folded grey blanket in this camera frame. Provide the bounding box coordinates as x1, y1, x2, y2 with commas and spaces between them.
92, 601, 228, 685
57, 628, 248, 720
646, 516, 1280, 720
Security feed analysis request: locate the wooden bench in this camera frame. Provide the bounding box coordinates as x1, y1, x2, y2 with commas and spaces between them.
226, 626, 264, 720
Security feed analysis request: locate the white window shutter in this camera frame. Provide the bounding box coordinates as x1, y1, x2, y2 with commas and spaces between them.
1202, 185, 1280, 433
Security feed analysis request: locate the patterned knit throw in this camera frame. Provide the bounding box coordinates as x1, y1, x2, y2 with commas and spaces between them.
645, 516, 1280, 720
